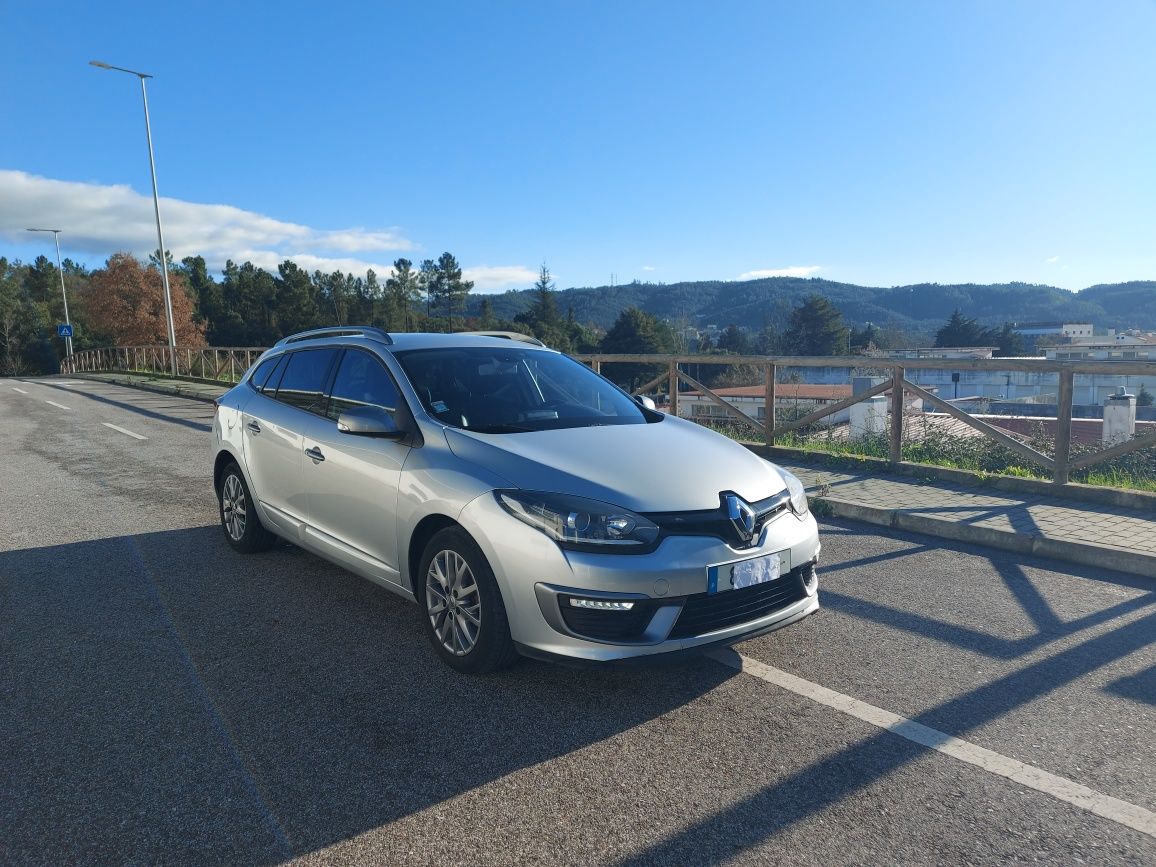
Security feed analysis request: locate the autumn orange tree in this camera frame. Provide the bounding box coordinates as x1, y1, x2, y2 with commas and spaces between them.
82, 253, 204, 346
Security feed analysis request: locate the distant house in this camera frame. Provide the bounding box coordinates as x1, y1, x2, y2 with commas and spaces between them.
1046, 334, 1156, 361
866, 346, 997, 360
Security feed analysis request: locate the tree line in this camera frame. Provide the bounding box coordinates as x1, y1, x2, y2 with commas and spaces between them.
0, 249, 1033, 381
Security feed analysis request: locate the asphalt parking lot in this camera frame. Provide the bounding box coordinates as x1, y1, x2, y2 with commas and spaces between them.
2, 377, 1154, 865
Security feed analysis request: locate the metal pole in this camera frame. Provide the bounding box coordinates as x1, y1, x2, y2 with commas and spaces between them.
138, 76, 178, 375
50, 232, 73, 356
26, 228, 73, 356
91, 61, 177, 375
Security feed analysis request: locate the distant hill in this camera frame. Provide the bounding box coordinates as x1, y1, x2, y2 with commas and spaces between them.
466, 277, 1154, 337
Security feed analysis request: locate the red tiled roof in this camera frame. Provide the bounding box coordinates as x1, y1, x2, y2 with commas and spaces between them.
683, 384, 853, 400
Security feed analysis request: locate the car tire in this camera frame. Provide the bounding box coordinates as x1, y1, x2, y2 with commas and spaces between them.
217, 462, 276, 554
418, 527, 519, 674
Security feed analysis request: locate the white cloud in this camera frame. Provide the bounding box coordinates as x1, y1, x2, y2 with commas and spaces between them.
1046, 256, 1060, 264
463, 264, 539, 291
1, 170, 554, 292
738, 265, 822, 280
0, 169, 413, 274
642, 265, 657, 272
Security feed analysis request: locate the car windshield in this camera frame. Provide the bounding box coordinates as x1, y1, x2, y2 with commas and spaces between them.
393, 347, 653, 433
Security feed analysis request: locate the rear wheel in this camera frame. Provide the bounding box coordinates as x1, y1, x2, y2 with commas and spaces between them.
419, 527, 518, 674
217, 462, 276, 553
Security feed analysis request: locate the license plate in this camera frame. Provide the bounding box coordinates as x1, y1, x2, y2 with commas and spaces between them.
707, 549, 791, 594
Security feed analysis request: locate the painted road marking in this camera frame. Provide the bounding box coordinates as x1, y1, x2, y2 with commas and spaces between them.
11, 387, 28, 394
101, 422, 148, 441
44, 400, 71, 410
708, 649, 1156, 840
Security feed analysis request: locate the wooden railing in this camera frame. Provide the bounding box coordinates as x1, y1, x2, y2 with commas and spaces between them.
63, 346, 1156, 486
575, 353, 1156, 486
62, 346, 266, 383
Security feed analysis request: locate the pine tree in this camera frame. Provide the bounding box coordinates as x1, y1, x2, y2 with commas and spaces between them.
783, 294, 849, 356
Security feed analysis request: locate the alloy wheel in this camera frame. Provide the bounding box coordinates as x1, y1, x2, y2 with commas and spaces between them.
221, 474, 247, 541
425, 549, 483, 656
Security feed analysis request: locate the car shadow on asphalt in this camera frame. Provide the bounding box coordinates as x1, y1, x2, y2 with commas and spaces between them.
0, 526, 736, 864
34, 380, 212, 432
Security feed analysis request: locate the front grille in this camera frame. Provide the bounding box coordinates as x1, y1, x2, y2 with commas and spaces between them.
558, 597, 657, 642
667, 565, 811, 639
646, 492, 789, 547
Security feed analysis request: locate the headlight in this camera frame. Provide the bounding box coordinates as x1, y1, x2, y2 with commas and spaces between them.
496, 490, 660, 552
780, 469, 810, 517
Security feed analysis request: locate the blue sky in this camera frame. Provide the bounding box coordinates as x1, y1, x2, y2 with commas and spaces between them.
2, 1, 1154, 293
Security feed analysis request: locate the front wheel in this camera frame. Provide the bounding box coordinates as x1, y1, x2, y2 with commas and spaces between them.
419, 527, 518, 674
217, 462, 276, 553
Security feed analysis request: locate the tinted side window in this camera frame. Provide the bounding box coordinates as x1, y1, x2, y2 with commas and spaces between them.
248, 356, 279, 391
274, 349, 339, 414
327, 350, 402, 421
261, 355, 289, 394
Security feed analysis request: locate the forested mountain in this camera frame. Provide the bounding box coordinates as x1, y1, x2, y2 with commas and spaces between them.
469, 276, 1146, 338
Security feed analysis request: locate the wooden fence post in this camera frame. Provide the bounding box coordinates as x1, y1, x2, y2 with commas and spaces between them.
889, 364, 905, 464
764, 362, 776, 446
1054, 370, 1074, 485
668, 360, 679, 417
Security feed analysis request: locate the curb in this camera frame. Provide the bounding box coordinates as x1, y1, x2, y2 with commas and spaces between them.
71, 374, 225, 404
745, 443, 1156, 513
815, 495, 1156, 580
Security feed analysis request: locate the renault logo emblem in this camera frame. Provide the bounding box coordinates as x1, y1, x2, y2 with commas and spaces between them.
724, 494, 757, 544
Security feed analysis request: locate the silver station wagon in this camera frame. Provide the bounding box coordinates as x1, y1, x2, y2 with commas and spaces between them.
212, 327, 821, 672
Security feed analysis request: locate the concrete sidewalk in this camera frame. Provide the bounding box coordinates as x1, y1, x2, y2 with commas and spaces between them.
774, 457, 1156, 580
69, 373, 1156, 580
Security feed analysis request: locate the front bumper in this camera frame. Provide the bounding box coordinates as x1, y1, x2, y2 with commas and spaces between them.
458, 493, 822, 663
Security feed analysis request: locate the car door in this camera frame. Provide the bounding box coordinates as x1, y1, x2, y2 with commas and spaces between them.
242, 348, 339, 538
299, 348, 410, 587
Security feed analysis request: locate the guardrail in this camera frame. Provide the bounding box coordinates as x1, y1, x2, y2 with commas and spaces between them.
63, 345, 1156, 486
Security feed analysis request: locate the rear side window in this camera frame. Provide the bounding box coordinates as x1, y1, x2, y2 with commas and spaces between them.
248, 355, 281, 391
327, 350, 401, 421
274, 348, 340, 415
260, 355, 289, 393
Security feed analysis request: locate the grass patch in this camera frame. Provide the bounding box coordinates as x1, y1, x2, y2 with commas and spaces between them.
693, 417, 1156, 493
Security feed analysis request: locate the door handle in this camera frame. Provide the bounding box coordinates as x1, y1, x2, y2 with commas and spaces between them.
246, 420, 261, 434
305, 446, 325, 463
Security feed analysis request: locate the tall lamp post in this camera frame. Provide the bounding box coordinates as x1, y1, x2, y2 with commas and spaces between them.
90, 59, 178, 375
26, 228, 73, 357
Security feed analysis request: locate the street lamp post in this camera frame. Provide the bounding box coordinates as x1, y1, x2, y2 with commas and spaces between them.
90, 59, 178, 375
26, 228, 73, 356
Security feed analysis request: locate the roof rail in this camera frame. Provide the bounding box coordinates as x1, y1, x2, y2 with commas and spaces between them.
274, 326, 394, 347
462, 330, 546, 347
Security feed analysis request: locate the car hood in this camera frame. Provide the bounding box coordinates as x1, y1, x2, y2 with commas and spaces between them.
443, 416, 787, 512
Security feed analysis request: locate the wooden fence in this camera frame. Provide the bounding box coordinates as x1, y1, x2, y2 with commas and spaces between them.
63, 346, 1156, 486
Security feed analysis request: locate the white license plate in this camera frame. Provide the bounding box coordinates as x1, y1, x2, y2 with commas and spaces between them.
707, 549, 791, 594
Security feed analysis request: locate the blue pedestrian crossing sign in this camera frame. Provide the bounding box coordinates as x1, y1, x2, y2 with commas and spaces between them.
57, 324, 73, 338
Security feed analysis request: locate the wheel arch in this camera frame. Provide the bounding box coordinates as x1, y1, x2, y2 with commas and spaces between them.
406, 514, 462, 597
213, 448, 244, 493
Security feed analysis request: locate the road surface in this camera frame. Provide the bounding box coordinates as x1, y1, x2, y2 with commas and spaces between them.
1, 376, 1153, 865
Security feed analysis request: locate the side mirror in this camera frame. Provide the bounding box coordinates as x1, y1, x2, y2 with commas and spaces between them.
634, 394, 657, 410
337, 406, 405, 439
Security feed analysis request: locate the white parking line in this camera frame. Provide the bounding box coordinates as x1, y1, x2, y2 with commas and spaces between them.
44, 400, 71, 410
709, 649, 1156, 840
101, 422, 148, 441
11, 387, 28, 394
